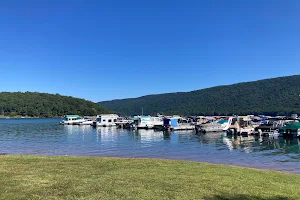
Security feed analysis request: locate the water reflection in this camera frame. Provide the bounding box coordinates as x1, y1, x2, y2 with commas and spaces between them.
220, 134, 300, 162
1, 119, 300, 173
95, 126, 119, 141
128, 129, 164, 148
163, 131, 171, 140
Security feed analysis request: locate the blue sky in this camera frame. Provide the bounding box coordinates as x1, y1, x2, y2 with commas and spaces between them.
1, 0, 300, 102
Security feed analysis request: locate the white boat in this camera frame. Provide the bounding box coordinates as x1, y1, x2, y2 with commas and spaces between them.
137, 116, 163, 129
163, 116, 195, 131
196, 121, 227, 133
60, 115, 85, 125
195, 117, 229, 133
92, 114, 119, 127
224, 116, 255, 135
79, 118, 94, 125
115, 117, 134, 128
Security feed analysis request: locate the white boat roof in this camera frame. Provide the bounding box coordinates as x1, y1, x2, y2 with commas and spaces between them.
198, 116, 216, 120
97, 114, 119, 118
64, 115, 81, 119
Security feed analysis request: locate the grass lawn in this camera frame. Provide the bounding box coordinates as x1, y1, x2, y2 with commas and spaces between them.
0, 156, 299, 200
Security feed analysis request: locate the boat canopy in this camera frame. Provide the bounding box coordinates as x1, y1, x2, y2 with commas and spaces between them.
141, 115, 151, 118
64, 115, 80, 119
217, 119, 228, 124
163, 118, 179, 127
280, 122, 300, 131
131, 117, 139, 121
97, 114, 119, 118
199, 116, 216, 120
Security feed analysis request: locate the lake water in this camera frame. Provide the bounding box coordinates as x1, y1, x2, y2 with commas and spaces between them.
1, 118, 300, 173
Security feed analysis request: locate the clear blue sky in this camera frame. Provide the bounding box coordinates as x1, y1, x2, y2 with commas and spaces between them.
1, 0, 300, 102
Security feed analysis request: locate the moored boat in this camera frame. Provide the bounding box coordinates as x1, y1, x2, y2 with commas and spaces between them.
223, 116, 256, 135
195, 117, 228, 133
79, 117, 94, 125
254, 117, 293, 137
60, 115, 85, 125
163, 116, 195, 131
137, 116, 163, 129
279, 122, 300, 138
115, 117, 134, 128
92, 114, 119, 127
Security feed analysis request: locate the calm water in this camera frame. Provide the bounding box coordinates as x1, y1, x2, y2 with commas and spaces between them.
1, 118, 300, 173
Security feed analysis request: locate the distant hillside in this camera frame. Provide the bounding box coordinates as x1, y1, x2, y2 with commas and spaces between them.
0, 92, 109, 117
99, 75, 300, 116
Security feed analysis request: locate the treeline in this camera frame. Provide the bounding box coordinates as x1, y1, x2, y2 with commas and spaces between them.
0, 92, 109, 117
99, 75, 300, 116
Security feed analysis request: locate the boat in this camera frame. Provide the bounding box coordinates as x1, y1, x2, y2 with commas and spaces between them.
79, 117, 94, 125
92, 114, 119, 127
115, 117, 134, 128
254, 117, 292, 136
151, 116, 164, 129
196, 121, 227, 133
137, 116, 163, 129
59, 115, 85, 125
126, 116, 140, 129
137, 116, 153, 129
223, 116, 256, 135
163, 116, 195, 131
195, 117, 228, 133
279, 122, 300, 138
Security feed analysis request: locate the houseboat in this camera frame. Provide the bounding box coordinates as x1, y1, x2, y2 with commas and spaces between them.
59, 115, 85, 125
137, 116, 163, 129
92, 114, 119, 127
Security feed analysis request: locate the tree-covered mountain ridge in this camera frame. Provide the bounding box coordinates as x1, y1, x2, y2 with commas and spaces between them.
0, 92, 109, 117
99, 75, 300, 116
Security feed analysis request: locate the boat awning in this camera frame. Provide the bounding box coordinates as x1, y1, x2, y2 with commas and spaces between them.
280, 122, 300, 131
65, 115, 80, 118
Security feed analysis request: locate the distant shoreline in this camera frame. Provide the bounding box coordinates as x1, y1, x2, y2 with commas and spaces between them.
0, 116, 61, 119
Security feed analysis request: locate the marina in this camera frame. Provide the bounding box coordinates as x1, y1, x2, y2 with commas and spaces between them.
1, 118, 300, 173
58, 114, 300, 138
2, 1, 300, 198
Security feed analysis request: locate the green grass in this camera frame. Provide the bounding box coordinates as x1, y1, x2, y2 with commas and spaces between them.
0, 156, 299, 200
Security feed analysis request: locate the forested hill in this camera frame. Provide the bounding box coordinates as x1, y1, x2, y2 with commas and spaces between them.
99, 75, 300, 116
0, 92, 109, 117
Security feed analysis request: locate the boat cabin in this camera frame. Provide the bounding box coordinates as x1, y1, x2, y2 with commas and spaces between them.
60, 115, 85, 125
64, 115, 83, 121
94, 114, 119, 127
137, 116, 163, 129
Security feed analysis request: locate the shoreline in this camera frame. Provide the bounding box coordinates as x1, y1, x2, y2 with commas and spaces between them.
0, 116, 61, 119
